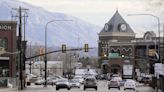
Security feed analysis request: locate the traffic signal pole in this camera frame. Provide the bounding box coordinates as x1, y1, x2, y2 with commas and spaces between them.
18, 7, 23, 90
12, 6, 29, 90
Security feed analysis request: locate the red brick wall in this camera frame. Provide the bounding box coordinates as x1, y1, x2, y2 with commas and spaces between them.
0, 21, 17, 77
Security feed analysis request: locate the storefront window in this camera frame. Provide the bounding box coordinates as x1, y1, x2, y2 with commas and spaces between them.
0, 60, 9, 77
0, 37, 8, 50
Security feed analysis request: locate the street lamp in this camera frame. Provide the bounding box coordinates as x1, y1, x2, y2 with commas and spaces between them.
127, 14, 161, 62
44, 19, 72, 87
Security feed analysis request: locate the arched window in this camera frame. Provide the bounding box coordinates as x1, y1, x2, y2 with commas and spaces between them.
116, 49, 120, 55
128, 48, 132, 56
145, 33, 152, 41
111, 49, 115, 53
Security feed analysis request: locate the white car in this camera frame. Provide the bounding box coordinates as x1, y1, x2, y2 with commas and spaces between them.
124, 79, 136, 91
70, 79, 81, 88
56, 79, 71, 90
74, 76, 84, 84
34, 79, 45, 85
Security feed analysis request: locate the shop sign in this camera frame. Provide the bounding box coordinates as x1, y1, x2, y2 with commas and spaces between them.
0, 25, 12, 30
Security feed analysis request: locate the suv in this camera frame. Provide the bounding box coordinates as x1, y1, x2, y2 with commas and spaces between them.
84, 76, 97, 90
108, 79, 121, 90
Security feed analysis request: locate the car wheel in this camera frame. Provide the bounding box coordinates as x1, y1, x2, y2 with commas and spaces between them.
124, 88, 126, 90
108, 87, 110, 90
84, 87, 86, 90
67, 88, 70, 90
133, 89, 135, 91
56, 87, 59, 90
118, 87, 120, 90
95, 86, 97, 90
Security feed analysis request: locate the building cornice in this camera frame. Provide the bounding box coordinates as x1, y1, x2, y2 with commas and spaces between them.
99, 32, 135, 37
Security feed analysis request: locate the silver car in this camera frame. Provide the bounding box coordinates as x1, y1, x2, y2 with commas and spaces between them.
56, 79, 71, 90
84, 76, 97, 90
70, 79, 81, 88
108, 79, 120, 90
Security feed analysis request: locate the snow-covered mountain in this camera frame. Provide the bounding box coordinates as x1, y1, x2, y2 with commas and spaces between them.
0, 0, 101, 47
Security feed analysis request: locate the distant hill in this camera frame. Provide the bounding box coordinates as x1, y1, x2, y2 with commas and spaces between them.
0, 0, 101, 48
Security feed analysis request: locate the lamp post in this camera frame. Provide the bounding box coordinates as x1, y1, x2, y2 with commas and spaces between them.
44, 19, 72, 87
127, 14, 161, 62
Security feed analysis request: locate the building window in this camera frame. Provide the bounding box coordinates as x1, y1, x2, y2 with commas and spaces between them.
0, 37, 8, 50
0, 60, 9, 77
111, 49, 115, 53
116, 49, 121, 55
145, 34, 152, 41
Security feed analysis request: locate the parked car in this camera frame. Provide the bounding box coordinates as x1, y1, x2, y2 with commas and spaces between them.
47, 77, 59, 85
124, 79, 136, 91
69, 79, 81, 88
84, 76, 97, 90
108, 79, 120, 90
34, 79, 45, 85
56, 79, 71, 90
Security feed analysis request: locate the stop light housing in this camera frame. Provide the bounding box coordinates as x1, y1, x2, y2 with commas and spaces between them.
62, 44, 66, 53
84, 44, 89, 52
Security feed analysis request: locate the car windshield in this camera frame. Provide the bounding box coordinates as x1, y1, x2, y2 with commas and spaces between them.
71, 79, 78, 82
74, 76, 82, 79
110, 80, 117, 83
86, 78, 95, 82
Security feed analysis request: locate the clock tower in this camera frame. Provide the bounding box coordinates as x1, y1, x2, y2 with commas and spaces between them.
98, 10, 136, 79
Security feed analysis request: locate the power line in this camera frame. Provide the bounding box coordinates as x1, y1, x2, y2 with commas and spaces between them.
12, 6, 29, 90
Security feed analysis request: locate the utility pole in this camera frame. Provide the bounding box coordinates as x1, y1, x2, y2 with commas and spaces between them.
12, 6, 29, 90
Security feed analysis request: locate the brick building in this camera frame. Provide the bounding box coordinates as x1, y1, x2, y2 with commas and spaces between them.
98, 11, 164, 78
0, 21, 17, 86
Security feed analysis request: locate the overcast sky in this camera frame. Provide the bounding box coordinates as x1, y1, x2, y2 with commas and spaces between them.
21, 0, 163, 37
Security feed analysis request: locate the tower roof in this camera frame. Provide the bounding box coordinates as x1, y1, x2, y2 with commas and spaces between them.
99, 10, 135, 36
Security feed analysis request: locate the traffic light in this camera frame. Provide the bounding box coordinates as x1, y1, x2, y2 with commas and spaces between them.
62, 44, 66, 53
84, 44, 89, 52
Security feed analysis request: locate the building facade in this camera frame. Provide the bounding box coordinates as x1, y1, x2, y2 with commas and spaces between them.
98, 11, 164, 79
0, 21, 17, 86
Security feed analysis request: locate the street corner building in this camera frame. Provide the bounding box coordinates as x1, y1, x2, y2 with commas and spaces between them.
0, 21, 17, 87
98, 10, 164, 79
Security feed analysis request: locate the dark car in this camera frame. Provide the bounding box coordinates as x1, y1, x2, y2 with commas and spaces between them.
84, 76, 97, 90
56, 79, 71, 90
140, 77, 151, 84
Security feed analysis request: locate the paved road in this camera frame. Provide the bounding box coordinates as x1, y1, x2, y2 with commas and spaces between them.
1, 80, 154, 92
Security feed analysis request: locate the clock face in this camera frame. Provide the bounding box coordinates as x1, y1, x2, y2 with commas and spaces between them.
104, 23, 109, 31
120, 24, 127, 31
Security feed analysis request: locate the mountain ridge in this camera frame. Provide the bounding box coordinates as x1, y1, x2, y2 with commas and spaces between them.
0, 0, 101, 47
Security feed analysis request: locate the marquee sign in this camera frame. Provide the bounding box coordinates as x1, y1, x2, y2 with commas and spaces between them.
0, 22, 16, 31
108, 53, 121, 58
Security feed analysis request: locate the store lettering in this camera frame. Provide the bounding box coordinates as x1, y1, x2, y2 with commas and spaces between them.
0, 25, 12, 30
